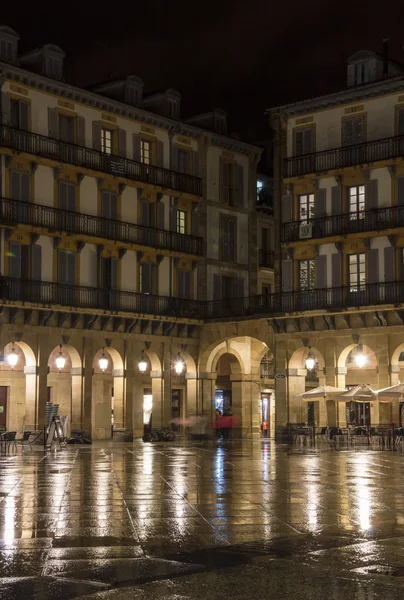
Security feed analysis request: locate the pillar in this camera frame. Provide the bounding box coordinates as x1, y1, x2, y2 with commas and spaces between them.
91, 374, 112, 439
186, 373, 197, 417
132, 377, 144, 439
230, 375, 261, 438
274, 340, 288, 440
198, 373, 216, 419
71, 368, 83, 431
24, 367, 37, 429
36, 338, 51, 429
112, 370, 124, 429
125, 342, 135, 433
335, 366, 347, 427
287, 369, 306, 424
82, 343, 93, 437
151, 372, 163, 428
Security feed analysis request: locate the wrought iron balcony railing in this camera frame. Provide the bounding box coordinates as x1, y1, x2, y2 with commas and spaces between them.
282, 204, 404, 243
259, 249, 275, 268
284, 134, 404, 178
0, 125, 202, 196
1, 277, 205, 319
0, 197, 203, 256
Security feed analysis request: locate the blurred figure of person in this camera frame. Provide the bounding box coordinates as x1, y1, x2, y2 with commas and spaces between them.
215, 409, 222, 438
189, 415, 211, 441
262, 420, 268, 438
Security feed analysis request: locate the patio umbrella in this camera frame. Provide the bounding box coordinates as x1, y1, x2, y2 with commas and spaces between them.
296, 385, 347, 399
375, 383, 404, 399
334, 384, 377, 402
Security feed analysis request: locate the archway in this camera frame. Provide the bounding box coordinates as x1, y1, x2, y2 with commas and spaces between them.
47, 344, 82, 436
91, 347, 124, 439
0, 341, 36, 432
288, 346, 328, 427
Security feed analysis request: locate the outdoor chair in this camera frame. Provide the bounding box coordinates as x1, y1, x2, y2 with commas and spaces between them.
316, 427, 329, 443
15, 431, 32, 452
0, 431, 17, 452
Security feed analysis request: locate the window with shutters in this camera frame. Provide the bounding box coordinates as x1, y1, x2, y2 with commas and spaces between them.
101, 191, 118, 220
349, 253, 366, 291
10, 169, 30, 201
262, 283, 271, 295
261, 227, 270, 250
140, 140, 151, 164
220, 216, 237, 262
0, 39, 13, 62
101, 257, 118, 290
294, 128, 313, 156
396, 108, 404, 136
177, 270, 192, 299
354, 62, 370, 85
46, 56, 62, 79
101, 128, 112, 154
58, 250, 76, 285
58, 115, 74, 143
299, 194, 314, 224
139, 262, 153, 294
299, 260, 315, 291
167, 99, 178, 118
343, 116, 364, 146
177, 210, 186, 234
222, 276, 235, 300
349, 186, 365, 219
10, 99, 29, 130
178, 150, 190, 174
221, 161, 235, 205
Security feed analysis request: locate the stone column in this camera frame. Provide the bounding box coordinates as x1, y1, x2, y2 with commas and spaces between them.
24, 367, 37, 429
36, 339, 51, 429
230, 375, 261, 438
91, 374, 113, 439
132, 378, 144, 439
112, 370, 124, 429
82, 343, 94, 437
151, 372, 163, 428
198, 373, 216, 419
124, 342, 135, 433
186, 372, 198, 417
287, 368, 306, 424
335, 366, 347, 427
71, 368, 83, 432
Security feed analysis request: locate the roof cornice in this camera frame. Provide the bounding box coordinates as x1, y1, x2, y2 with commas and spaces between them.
267, 75, 404, 117
0, 62, 261, 156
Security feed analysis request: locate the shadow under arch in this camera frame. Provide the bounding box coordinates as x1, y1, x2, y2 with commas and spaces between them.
5, 340, 36, 367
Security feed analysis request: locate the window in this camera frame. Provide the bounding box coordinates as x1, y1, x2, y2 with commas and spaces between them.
140, 262, 153, 294
0, 40, 14, 62
295, 128, 313, 155
355, 62, 370, 85
10, 169, 30, 201
101, 128, 112, 154
349, 253, 366, 291
257, 180, 263, 201
167, 99, 178, 118
59, 115, 74, 143
349, 185, 365, 219
58, 250, 76, 285
140, 140, 151, 164
299, 259, 315, 291
343, 117, 364, 146
220, 216, 237, 262
178, 149, 190, 174
46, 56, 62, 79
101, 257, 118, 290
397, 108, 404, 136
177, 270, 191, 299
262, 283, 271, 295
177, 210, 186, 234
299, 194, 314, 223
221, 161, 235, 205
261, 227, 270, 250
10, 99, 29, 130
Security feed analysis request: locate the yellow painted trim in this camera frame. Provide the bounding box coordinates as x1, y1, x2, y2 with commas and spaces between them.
5, 160, 34, 202
295, 116, 313, 125
9, 84, 29, 96
344, 104, 364, 114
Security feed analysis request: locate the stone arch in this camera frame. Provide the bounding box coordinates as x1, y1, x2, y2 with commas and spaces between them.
391, 343, 404, 367
181, 351, 196, 374
1, 341, 37, 432
92, 347, 124, 373
288, 346, 326, 370
200, 336, 270, 376
144, 350, 161, 373
11, 341, 36, 367
338, 343, 377, 369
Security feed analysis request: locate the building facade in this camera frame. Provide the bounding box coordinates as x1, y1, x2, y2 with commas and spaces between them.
0, 26, 272, 440
270, 48, 404, 435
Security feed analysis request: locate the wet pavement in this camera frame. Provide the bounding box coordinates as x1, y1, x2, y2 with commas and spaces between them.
1, 441, 404, 598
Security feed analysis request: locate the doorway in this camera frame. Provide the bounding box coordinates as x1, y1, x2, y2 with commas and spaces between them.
260, 393, 270, 437
0, 387, 7, 429
346, 401, 370, 426
171, 389, 182, 430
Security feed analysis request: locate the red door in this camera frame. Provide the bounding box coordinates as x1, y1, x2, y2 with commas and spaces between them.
0, 387, 7, 428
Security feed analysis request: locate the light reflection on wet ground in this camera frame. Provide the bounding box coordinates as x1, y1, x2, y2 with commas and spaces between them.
2, 441, 404, 598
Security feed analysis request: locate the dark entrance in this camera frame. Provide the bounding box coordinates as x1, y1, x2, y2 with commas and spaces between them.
346, 402, 370, 426
307, 401, 315, 426
0, 387, 7, 428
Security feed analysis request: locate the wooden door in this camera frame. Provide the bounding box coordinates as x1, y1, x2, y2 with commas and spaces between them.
0, 387, 7, 428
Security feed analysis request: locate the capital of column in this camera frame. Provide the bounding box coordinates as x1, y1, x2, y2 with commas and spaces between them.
112, 369, 125, 377
150, 370, 162, 379
185, 372, 197, 380
389, 364, 400, 374
287, 368, 307, 377
71, 367, 84, 376
335, 366, 347, 375
24, 365, 38, 375
199, 372, 217, 380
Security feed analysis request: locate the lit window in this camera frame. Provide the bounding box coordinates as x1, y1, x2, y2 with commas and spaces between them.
141, 140, 151, 165
349, 186, 365, 219
299, 259, 315, 291
349, 253, 366, 292
299, 194, 315, 224
257, 180, 263, 200
177, 210, 186, 234
101, 128, 112, 155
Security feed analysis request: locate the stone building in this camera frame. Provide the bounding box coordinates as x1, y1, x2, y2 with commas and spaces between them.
0, 26, 276, 439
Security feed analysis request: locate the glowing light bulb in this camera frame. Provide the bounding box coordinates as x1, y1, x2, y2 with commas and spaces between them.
99, 351, 108, 372
174, 359, 184, 375
55, 346, 65, 371
7, 346, 18, 369
355, 353, 367, 368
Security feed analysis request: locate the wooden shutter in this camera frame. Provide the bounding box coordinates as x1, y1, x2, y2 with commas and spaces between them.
353, 117, 364, 143
236, 277, 244, 298
221, 161, 230, 204
347, 64, 355, 86
343, 119, 353, 146
303, 128, 313, 154
184, 271, 191, 299
397, 177, 404, 206
110, 258, 118, 290
48, 108, 59, 139
213, 274, 221, 300
365, 179, 378, 211
19, 101, 29, 131
67, 252, 76, 285
141, 262, 152, 294
398, 108, 404, 136
9, 242, 21, 278
236, 165, 244, 207
332, 253, 342, 288
59, 181, 76, 211
191, 207, 199, 237
171, 143, 178, 170
282, 194, 293, 222
282, 260, 293, 292
157, 140, 164, 167
221, 218, 229, 261
118, 129, 126, 157
92, 121, 101, 151
177, 270, 184, 298
1, 93, 10, 124
21, 172, 30, 202
31, 244, 42, 281
193, 151, 199, 176
228, 219, 236, 262
384, 246, 396, 282
170, 206, 177, 232
76, 116, 85, 147
58, 250, 67, 284
156, 202, 165, 230
315, 255, 327, 289
133, 133, 141, 162
295, 130, 303, 155
10, 170, 21, 200
102, 191, 117, 220
366, 249, 379, 284
331, 186, 342, 215
314, 189, 326, 218
141, 200, 151, 227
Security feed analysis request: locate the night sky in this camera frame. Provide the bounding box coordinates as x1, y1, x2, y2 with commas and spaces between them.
1, 1, 404, 139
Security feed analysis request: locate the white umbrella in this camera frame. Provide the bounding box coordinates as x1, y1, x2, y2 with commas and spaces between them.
335, 384, 376, 402
296, 385, 347, 400
376, 383, 404, 399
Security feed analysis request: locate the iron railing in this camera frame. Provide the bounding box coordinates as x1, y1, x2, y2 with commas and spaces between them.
0, 197, 203, 255
259, 249, 275, 268
2, 279, 404, 321
1, 277, 204, 319
284, 134, 404, 178
282, 204, 404, 243
0, 125, 202, 196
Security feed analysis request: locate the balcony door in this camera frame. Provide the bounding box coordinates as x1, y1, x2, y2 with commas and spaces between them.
59, 181, 76, 232
100, 257, 118, 310
58, 250, 76, 306
10, 169, 30, 224
101, 191, 118, 239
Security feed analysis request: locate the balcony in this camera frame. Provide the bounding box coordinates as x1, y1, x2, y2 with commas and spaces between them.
0, 125, 202, 196
1, 277, 205, 319
0, 197, 204, 256
259, 249, 275, 268
282, 205, 404, 243
205, 281, 404, 319
284, 134, 404, 178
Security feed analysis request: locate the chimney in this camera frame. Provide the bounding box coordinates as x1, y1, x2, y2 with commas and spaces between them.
383, 37, 389, 77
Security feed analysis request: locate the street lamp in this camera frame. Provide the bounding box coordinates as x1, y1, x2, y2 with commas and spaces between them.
305, 349, 316, 371
7, 344, 18, 369
138, 351, 148, 373
355, 345, 367, 368
174, 354, 185, 375
99, 349, 108, 372
55, 345, 66, 371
